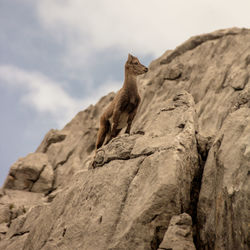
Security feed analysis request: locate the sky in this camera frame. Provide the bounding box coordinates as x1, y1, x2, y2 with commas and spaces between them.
0, 0, 250, 186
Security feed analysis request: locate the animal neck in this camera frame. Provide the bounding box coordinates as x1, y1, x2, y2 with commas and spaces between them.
123, 70, 137, 91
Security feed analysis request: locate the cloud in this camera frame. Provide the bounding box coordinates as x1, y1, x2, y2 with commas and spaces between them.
0, 64, 121, 127
36, 0, 250, 68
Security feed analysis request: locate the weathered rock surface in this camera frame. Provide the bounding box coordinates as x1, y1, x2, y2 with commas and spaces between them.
158, 213, 195, 250
3, 153, 54, 193
197, 108, 250, 249
1, 27, 249, 250
0, 189, 44, 241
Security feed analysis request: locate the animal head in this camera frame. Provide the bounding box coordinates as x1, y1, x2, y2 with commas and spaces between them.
125, 54, 148, 75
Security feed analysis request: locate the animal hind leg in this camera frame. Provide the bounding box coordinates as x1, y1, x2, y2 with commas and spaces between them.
105, 128, 122, 145
96, 119, 110, 150
125, 108, 138, 134
125, 98, 140, 134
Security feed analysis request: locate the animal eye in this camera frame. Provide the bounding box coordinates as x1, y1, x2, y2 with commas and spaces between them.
134, 62, 138, 65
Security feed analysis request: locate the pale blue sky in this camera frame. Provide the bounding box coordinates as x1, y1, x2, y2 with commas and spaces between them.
1, 0, 250, 186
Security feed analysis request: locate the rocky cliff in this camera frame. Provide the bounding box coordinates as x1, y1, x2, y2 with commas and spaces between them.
0, 27, 249, 250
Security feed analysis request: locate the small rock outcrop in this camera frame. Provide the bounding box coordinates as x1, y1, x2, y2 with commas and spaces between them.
158, 213, 195, 250
3, 153, 54, 193
0, 28, 249, 250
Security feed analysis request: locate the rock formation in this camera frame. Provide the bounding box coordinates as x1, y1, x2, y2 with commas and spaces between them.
0, 27, 249, 250
158, 213, 195, 250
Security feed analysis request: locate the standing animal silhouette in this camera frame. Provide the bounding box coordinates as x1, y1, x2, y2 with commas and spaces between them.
95, 54, 148, 150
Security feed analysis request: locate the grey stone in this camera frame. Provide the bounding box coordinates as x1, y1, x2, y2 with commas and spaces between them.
197, 108, 250, 250
158, 213, 195, 250
3, 153, 54, 193
1, 27, 250, 250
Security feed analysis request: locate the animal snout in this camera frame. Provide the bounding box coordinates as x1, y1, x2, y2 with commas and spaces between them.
144, 67, 148, 72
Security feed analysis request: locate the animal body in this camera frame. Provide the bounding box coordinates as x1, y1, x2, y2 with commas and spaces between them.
95, 54, 148, 150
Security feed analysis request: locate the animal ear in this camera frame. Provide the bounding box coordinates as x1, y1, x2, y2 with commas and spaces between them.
127, 53, 133, 63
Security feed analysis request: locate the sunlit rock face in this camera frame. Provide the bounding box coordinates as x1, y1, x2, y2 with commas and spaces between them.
0, 28, 249, 250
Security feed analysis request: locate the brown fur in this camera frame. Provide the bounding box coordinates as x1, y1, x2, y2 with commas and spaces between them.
95, 54, 148, 150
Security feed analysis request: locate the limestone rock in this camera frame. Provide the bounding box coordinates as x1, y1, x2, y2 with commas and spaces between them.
163, 64, 183, 80
197, 108, 250, 250
0, 91, 198, 250
40, 93, 115, 190
0, 189, 45, 243
160, 27, 244, 65
158, 213, 195, 250
3, 153, 54, 193
0, 223, 8, 236
0, 205, 10, 224
36, 129, 67, 153
137, 28, 250, 140
1, 27, 250, 250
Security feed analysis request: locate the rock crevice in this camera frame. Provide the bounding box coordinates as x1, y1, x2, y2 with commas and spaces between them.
0, 27, 249, 250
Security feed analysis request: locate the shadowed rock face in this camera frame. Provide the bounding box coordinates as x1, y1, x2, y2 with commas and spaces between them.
0, 28, 249, 250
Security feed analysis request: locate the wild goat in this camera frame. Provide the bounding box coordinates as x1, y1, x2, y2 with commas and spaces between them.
95, 54, 148, 150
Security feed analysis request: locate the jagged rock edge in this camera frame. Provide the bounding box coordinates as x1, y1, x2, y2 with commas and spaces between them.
160, 28, 242, 64
46, 148, 75, 197
29, 164, 47, 192
36, 129, 67, 153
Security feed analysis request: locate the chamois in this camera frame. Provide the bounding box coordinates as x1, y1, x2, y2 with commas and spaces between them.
95, 54, 148, 150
